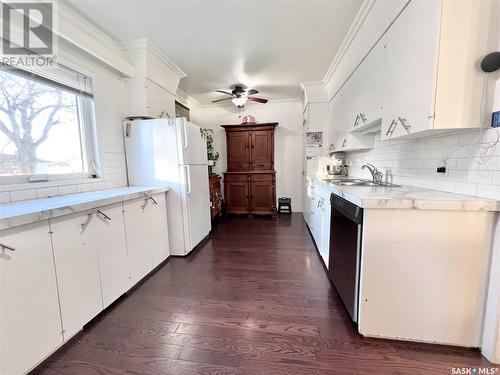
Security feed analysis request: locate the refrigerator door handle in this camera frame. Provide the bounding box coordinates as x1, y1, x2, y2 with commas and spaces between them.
185, 165, 192, 194
183, 121, 188, 149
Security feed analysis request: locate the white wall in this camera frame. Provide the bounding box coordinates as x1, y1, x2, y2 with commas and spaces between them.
198, 100, 304, 212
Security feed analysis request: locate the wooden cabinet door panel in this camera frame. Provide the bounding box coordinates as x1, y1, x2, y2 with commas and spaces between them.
227, 132, 250, 170
225, 180, 249, 213
250, 174, 275, 213
251, 130, 273, 170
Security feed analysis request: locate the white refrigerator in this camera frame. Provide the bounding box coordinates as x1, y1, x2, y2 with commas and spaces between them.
124, 118, 211, 256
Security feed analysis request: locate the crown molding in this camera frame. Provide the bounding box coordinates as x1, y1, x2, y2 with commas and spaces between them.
176, 88, 204, 108
322, 0, 375, 84
120, 38, 187, 79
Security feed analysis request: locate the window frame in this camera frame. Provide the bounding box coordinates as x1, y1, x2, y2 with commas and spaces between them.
0, 62, 101, 186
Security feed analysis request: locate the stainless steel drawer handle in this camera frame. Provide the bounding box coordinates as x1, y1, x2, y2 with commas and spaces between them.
81, 209, 98, 234
141, 194, 159, 209
386, 119, 397, 136
0, 243, 15, 252
97, 209, 111, 221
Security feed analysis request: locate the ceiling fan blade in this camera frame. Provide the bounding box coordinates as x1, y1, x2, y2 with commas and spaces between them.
214, 89, 233, 96
211, 97, 233, 103
246, 89, 259, 95
248, 96, 268, 104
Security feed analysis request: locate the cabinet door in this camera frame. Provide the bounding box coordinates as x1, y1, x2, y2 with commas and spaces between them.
381, 0, 439, 140
123, 198, 154, 285
224, 175, 250, 213
95, 203, 130, 308
250, 174, 275, 213
150, 193, 170, 267
227, 131, 250, 171
320, 195, 331, 268
0, 221, 63, 375
124, 194, 170, 283
350, 40, 384, 129
251, 130, 273, 171
146, 79, 175, 119
50, 211, 103, 340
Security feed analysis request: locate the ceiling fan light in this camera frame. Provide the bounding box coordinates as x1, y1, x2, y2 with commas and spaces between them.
232, 96, 247, 107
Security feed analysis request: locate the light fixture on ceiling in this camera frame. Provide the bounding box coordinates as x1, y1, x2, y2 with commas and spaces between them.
231, 96, 247, 108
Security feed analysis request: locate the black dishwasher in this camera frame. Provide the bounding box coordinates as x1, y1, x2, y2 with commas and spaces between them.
328, 193, 363, 323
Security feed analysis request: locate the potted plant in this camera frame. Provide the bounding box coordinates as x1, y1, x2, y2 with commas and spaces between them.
203, 128, 219, 175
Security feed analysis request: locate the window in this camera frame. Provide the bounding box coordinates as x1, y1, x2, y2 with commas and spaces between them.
0, 64, 98, 182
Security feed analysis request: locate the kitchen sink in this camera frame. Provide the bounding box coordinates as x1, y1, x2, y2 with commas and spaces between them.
323, 178, 400, 188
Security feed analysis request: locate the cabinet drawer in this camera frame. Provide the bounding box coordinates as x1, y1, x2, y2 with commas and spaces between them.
252, 162, 273, 171
227, 162, 250, 171
251, 173, 274, 182
224, 174, 248, 182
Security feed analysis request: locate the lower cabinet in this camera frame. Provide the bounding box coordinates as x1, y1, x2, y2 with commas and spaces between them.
0, 221, 63, 375
0, 192, 170, 374
93, 203, 130, 308
50, 211, 103, 340
224, 172, 276, 215
123, 193, 169, 285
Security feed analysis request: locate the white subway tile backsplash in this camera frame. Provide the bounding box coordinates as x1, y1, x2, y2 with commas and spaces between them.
2, 152, 128, 203
10, 189, 37, 202
348, 129, 500, 200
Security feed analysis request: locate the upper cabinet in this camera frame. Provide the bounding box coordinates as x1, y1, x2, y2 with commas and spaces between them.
223, 123, 277, 172
381, 0, 498, 140
322, 0, 498, 149
122, 39, 187, 119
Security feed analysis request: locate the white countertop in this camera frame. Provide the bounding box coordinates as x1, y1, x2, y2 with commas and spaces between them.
311, 177, 500, 211
0, 186, 169, 230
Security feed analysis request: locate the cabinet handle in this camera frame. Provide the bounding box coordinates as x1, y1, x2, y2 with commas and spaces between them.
97, 209, 111, 221
359, 113, 367, 125
385, 119, 397, 136
0, 243, 15, 252
342, 139, 347, 148
141, 194, 158, 209
81, 209, 98, 233
353, 114, 360, 127
398, 117, 411, 133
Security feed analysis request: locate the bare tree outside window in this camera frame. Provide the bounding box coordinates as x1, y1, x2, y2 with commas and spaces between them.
0, 69, 85, 176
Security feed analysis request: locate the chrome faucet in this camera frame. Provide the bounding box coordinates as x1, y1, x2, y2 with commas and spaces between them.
361, 163, 383, 184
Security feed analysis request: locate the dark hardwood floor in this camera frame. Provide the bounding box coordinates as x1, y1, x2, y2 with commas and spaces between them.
37, 213, 494, 374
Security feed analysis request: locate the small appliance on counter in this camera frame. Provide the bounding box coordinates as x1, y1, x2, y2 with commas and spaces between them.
327, 154, 348, 177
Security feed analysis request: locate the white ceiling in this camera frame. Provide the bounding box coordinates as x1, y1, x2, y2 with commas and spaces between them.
66, 0, 362, 104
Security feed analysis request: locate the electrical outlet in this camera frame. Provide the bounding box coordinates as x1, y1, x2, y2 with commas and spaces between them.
437, 167, 446, 173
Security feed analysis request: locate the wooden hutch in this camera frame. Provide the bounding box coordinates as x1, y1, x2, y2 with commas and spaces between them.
222, 122, 278, 215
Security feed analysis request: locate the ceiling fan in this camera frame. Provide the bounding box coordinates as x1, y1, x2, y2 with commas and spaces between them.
211, 85, 268, 108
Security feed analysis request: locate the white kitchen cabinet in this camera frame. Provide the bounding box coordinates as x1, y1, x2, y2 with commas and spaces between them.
149, 194, 170, 267
381, 0, 498, 140
0, 222, 62, 375
329, 89, 374, 152
123, 78, 176, 119
50, 211, 103, 340
123, 193, 169, 285
348, 39, 384, 131
318, 186, 331, 268
94, 203, 130, 308
381, 0, 438, 140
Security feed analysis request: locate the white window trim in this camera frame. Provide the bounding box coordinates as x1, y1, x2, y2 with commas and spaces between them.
0, 59, 102, 187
